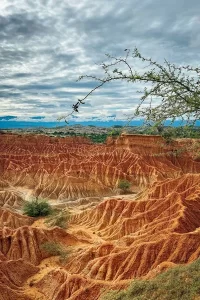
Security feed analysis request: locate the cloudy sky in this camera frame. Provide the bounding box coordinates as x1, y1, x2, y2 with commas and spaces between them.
0, 0, 200, 123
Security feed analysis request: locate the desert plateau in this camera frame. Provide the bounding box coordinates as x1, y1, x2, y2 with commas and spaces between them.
0, 132, 199, 300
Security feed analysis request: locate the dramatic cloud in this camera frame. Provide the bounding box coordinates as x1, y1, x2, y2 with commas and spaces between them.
0, 0, 200, 122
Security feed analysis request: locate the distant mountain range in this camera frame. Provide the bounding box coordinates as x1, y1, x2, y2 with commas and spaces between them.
0, 119, 199, 129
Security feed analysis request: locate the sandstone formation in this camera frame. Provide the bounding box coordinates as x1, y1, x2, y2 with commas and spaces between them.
0, 260, 39, 300
0, 208, 34, 229
0, 133, 199, 299
0, 225, 80, 265
1, 134, 199, 203
68, 174, 200, 280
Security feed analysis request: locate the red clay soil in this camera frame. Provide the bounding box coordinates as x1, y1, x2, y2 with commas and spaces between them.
0, 134, 199, 300
1, 133, 199, 202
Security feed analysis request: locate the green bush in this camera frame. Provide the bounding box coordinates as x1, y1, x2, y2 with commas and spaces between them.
87, 133, 108, 143
41, 241, 62, 256
108, 129, 122, 137
40, 242, 69, 263
45, 210, 71, 229
118, 179, 131, 192
23, 198, 52, 217
161, 129, 175, 144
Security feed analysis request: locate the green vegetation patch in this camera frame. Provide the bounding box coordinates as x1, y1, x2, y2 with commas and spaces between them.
45, 210, 71, 229
41, 241, 69, 263
101, 259, 200, 300
88, 133, 108, 143
118, 179, 131, 192
23, 198, 52, 217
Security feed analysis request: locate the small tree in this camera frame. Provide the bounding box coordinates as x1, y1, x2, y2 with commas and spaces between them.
64, 48, 200, 125
23, 198, 52, 217
118, 179, 131, 192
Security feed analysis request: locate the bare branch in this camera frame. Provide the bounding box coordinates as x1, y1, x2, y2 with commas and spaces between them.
61, 47, 200, 125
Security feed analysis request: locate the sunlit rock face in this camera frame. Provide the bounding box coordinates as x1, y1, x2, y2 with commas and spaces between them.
1, 133, 200, 203
0, 133, 199, 300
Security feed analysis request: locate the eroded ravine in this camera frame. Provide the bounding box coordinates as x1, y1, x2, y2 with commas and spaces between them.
0, 134, 200, 300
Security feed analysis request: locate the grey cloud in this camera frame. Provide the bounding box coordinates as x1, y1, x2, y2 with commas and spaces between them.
31, 116, 45, 119
0, 115, 17, 120
11, 73, 33, 78
0, 48, 32, 66
0, 12, 49, 41
0, 91, 21, 98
